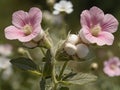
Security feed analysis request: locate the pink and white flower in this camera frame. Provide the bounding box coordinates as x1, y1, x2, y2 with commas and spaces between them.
4, 7, 43, 43
79, 6, 119, 46
103, 57, 120, 77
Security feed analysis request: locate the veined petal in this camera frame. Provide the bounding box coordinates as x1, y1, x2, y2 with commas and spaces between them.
4, 25, 24, 40
89, 6, 104, 25
29, 7, 42, 27
101, 14, 119, 33
97, 31, 114, 46
80, 10, 92, 28
79, 28, 90, 44
12, 10, 29, 28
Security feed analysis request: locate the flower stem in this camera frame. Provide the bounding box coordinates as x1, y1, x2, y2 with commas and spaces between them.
40, 78, 46, 90
58, 61, 68, 80
50, 47, 58, 90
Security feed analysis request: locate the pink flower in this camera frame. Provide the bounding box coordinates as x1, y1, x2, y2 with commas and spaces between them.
4, 7, 43, 42
103, 57, 120, 77
79, 6, 118, 46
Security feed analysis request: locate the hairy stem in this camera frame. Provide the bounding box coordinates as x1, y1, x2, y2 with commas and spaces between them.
40, 78, 46, 90
58, 61, 68, 80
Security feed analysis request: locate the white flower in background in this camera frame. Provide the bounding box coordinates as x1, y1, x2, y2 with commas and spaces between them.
0, 44, 12, 57
53, 0, 73, 15
2, 67, 13, 80
0, 57, 13, 80
0, 44, 13, 80
0, 57, 11, 69
43, 11, 63, 25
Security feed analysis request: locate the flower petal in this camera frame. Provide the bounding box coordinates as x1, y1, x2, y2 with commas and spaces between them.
53, 10, 60, 15
18, 26, 41, 42
101, 14, 119, 33
80, 10, 92, 28
65, 8, 73, 14
79, 28, 90, 44
81, 28, 114, 46
29, 7, 42, 27
66, 1, 73, 8
97, 31, 114, 46
89, 6, 104, 25
12, 10, 29, 28
4, 25, 24, 40
53, 3, 62, 11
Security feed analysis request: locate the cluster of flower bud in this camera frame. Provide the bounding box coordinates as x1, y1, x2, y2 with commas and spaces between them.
64, 34, 89, 59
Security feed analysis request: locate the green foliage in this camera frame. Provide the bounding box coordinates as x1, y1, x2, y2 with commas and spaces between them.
10, 57, 41, 75
43, 49, 52, 77
61, 73, 97, 85
59, 87, 69, 90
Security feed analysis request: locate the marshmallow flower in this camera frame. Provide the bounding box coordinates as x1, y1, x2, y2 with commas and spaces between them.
103, 57, 120, 77
4, 7, 43, 43
53, 0, 73, 15
79, 6, 118, 46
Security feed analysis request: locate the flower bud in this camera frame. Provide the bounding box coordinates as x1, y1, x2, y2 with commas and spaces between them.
76, 44, 89, 58
90, 62, 98, 70
47, 0, 55, 5
67, 34, 79, 45
64, 43, 77, 55
18, 47, 26, 54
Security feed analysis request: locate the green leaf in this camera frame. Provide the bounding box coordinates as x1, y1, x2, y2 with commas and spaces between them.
43, 50, 52, 77
10, 57, 38, 71
59, 87, 69, 90
61, 73, 97, 85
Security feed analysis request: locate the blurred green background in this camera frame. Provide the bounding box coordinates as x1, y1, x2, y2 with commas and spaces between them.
0, 0, 120, 90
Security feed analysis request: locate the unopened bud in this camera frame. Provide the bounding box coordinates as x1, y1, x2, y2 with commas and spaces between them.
47, 0, 55, 5
18, 47, 26, 54
67, 34, 80, 45
64, 43, 77, 55
90, 62, 98, 70
76, 44, 89, 58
